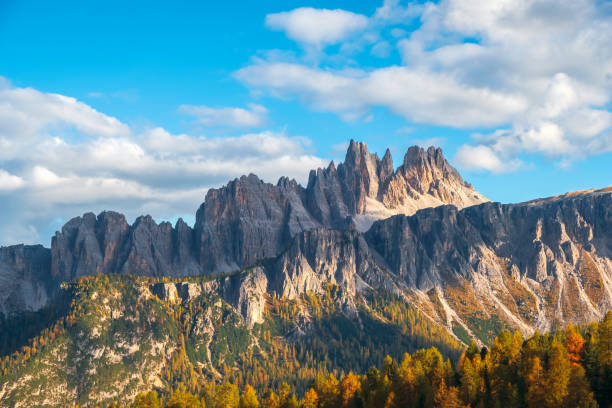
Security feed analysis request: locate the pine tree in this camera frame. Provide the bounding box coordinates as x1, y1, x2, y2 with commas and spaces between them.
339, 372, 361, 408
132, 391, 160, 408
239, 385, 259, 408
433, 380, 465, 408
301, 388, 319, 408
458, 356, 480, 406
564, 365, 597, 408
525, 357, 546, 408
544, 341, 571, 408
566, 324, 586, 367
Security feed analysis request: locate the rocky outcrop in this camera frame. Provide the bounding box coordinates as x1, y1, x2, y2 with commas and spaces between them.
233, 267, 268, 327
268, 229, 389, 297
150, 282, 179, 303
51, 212, 200, 281
365, 188, 612, 334
193, 140, 487, 274
150, 282, 202, 304
44, 141, 486, 280
0, 245, 54, 317
194, 174, 321, 274
5, 140, 609, 345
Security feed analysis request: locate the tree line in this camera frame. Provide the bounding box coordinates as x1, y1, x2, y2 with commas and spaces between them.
99, 311, 612, 408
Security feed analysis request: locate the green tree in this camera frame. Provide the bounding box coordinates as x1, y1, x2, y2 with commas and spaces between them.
166, 390, 203, 408
544, 341, 571, 407
239, 385, 259, 408
214, 383, 239, 408
132, 391, 160, 408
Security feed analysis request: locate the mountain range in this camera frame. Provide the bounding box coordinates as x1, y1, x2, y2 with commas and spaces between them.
1, 140, 610, 407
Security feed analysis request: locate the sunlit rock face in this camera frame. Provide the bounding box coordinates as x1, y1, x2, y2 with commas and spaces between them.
6, 140, 611, 343
193, 140, 488, 274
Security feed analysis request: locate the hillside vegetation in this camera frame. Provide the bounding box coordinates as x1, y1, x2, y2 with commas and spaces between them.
0, 273, 462, 407
106, 312, 612, 408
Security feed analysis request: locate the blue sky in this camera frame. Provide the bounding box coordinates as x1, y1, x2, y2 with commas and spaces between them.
0, 0, 611, 245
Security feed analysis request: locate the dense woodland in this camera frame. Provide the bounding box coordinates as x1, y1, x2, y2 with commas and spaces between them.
104, 312, 612, 408
2, 274, 612, 407
0, 274, 463, 396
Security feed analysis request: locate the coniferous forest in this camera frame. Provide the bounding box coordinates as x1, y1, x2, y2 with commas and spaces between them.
2, 273, 612, 407
106, 312, 611, 408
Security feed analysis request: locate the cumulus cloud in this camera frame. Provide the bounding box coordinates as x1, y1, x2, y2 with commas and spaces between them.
373, 0, 424, 23
235, 63, 526, 128
0, 85, 130, 140
455, 145, 519, 173
370, 41, 392, 58
0, 82, 327, 246
265, 7, 368, 48
0, 169, 24, 191
455, 72, 612, 171
242, 0, 612, 172
179, 103, 267, 128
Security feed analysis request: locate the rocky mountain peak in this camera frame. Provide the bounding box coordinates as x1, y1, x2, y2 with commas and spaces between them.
341, 142, 488, 231
379, 148, 394, 181
400, 145, 465, 191
4, 140, 490, 287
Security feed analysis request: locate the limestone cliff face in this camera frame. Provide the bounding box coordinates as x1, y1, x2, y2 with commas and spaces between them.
51, 211, 199, 282
193, 140, 487, 274
267, 228, 393, 299
214, 188, 611, 342
0, 245, 54, 317
194, 174, 321, 274
3, 140, 610, 345
365, 188, 612, 336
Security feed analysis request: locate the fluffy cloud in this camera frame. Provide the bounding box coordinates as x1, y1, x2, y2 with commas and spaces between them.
179, 104, 267, 128
0, 82, 327, 246
241, 0, 612, 172
265, 7, 368, 47
0, 169, 24, 191
454, 145, 519, 173
455, 73, 612, 171
235, 63, 526, 127
0, 81, 130, 140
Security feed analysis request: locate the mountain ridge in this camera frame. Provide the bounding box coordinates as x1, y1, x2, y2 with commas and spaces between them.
0, 140, 611, 407
1, 141, 611, 345
0, 141, 488, 319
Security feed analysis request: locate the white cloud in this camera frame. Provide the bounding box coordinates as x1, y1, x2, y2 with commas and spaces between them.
0, 86, 130, 140
0, 82, 327, 246
373, 0, 424, 23
265, 7, 368, 48
245, 0, 612, 172
456, 72, 612, 171
0, 169, 24, 191
454, 145, 518, 173
179, 103, 267, 128
30, 166, 65, 187
236, 63, 526, 128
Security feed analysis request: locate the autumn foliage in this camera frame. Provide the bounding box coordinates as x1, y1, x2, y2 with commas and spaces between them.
122, 312, 612, 408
